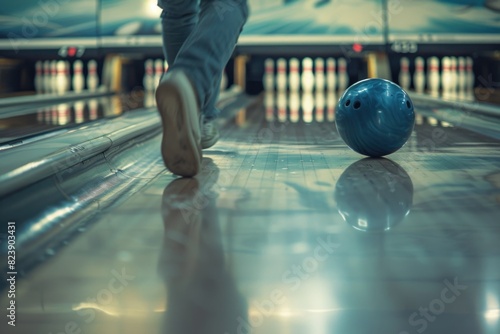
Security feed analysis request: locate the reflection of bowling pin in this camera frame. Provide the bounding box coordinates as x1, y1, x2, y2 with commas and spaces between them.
143, 59, 154, 92
73, 60, 84, 93
154, 58, 163, 89
314, 58, 325, 94
35, 61, 43, 94
337, 58, 348, 93
288, 58, 300, 92
144, 91, 156, 108
87, 60, 99, 92
289, 92, 300, 123
398, 57, 410, 91
413, 57, 425, 93
315, 91, 325, 123
57, 103, 70, 125
264, 90, 274, 122
220, 70, 228, 91
326, 91, 337, 122
74, 100, 85, 123
277, 91, 287, 122
301, 57, 314, 93
276, 58, 287, 92
427, 57, 440, 97
441, 56, 451, 98
88, 98, 99, 120
301, 92, 314, 123
263, 58, 274, 91
326, 58, 337, 93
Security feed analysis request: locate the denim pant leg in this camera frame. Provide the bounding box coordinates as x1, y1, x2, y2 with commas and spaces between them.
166, 0, 249, 121
157, 0, 199, 66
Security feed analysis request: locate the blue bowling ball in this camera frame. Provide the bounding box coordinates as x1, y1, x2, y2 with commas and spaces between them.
335, 78, 415, 157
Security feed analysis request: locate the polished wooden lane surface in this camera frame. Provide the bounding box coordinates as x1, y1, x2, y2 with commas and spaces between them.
3, 91, 500, 334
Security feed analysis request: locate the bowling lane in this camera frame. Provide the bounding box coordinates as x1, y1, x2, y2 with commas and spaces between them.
2, 91, 500, 334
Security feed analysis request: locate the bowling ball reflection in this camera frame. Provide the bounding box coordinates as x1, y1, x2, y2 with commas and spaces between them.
335, 158, 413, 232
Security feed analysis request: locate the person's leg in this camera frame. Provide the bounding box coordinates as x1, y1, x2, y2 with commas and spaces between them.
171, 0, 249, 121
157, 0, 199, 66
156, 0, 249, 177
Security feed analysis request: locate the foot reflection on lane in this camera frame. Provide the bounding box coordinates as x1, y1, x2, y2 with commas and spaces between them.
158, 158, 248, 334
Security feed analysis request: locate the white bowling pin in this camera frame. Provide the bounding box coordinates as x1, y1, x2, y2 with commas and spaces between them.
413, 57, 425, 93
327, 91, 337, 122
427, 57, 440, 97
441, 57, 452, 98
337, 58, 349, 93
86, 60, 99, 92
154, 58, 163, 89
276, 58, 287, 92
449, 57, 458, 98
43, 60, 51, 94
457, 57, 467, 98
72, 60, 84, 93
326, 58, 337, 93
301, 57, 314, 93
56, 60, 69, 95
315, 91, 325, 123
50, 60, 57, 94
263, 58, 274, 91
264, 90, 274, 122
34, 61, 43, 94
398, 57, 410, 91
466, 57, 475, 96
277, 91, 287, 122
288, 58, 300, 92
314, 58, 325, 94
143, 59, 155, 92
301, 91, 314, 123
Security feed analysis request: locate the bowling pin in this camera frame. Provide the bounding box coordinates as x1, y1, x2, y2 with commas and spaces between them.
288, 58, 300, 93
449, 57, 458, 98
427, 57, 440, 97
50, 60, 57, 94
43, 60, 51, 94
72, 60, 84, 93
326, 58, 337, 93
457, 57, 467, 98
86, 60, 99, 92
34, 61, 43, 94
413, 57, 425, 94
276, 58, 287, 92
441, 56, 452, 98
337, 58, 349, 93
314, 58, 325, 94
289, 92, 300, 123
143, 59, 155, 92
56, 60, 69, 95
466, 57, 474, 97
88, 98, 99, 120
301, 57, 314, 93
154, 58, 163, 89
398, 57, 410, 91
263, 58, 274, 91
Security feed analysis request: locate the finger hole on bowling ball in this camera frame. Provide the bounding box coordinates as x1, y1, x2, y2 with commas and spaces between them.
406, 101, 412, 108
345, 100, 351, 107
353, 101, 361, 109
